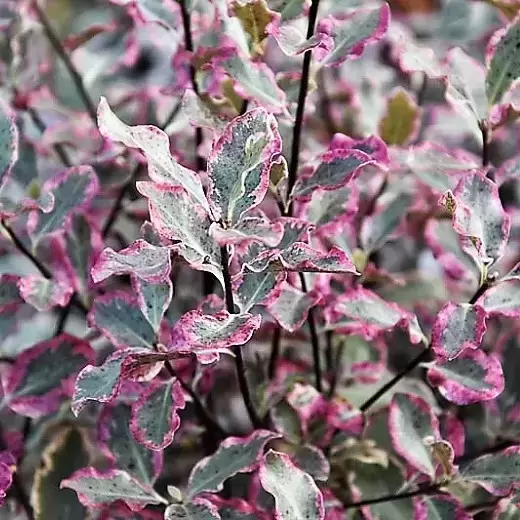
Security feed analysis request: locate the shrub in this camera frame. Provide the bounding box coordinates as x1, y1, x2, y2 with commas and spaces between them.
1, 0, 520, 518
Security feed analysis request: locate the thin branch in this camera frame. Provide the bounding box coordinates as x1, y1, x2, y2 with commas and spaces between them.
220, 245, 263, 428
31, 0, 97, 126
480, 119, 491, 168
267, 326, 281, 380
286, 0, 322, 201
327, 338, 345, 400
343, 483, 443, 510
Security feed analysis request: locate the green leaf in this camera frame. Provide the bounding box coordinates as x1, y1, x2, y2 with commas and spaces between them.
378, 88, 420, 146
0, 98, 18, 190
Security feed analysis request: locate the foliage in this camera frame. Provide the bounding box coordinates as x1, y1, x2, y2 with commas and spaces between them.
2, 0, 520, 518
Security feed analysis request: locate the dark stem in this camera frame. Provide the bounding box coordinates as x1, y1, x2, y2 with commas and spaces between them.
300, 272, 322, 393
267, 326, 281, 380
480, 119, 490, 168
161, 100, 182, 130
327, 339, 345, 399
455, 438, 517, 465
416, 72, 428, 107
239, 99, 249, 115
343, 483, 443, 509
286, 0, 321, 200
359, 347, 431, 412
31, 0, 97, 126
1, 221, 89, 316
220, 245, 263, 428
325, 330, 333, 374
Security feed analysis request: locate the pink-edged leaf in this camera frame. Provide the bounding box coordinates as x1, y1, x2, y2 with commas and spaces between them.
461, 446, 520, 495
207, 496, 258, 519
360, 191, 413, 254
137, 182, 222, 282
415, 495, 470, 520
279, 243, 357, 274
479, 279, 520, 317
0, 98, 18, 191
187, 430, 280, 499
92, 240, 172, 284
132, 277, 173, 333
207, 108, 282, 225
259, 450, 324, 520
61, 468, 167, 512
165, 498, 220, 520
28, 166, 99, 246
0, 274, 22, 311
268, 281, 321, 332
3, 334, 94, 418
439, 171, 510, 265
99, 403, 162, 485
89, 292, 156, 350
98, 98, 208, 208
235, 269, 285, 313
291, 444, 330, 482
444, 47, 488, 125
72, 350, 128, 416
388, 393, 440, 478
270, 24, 332, 56
99, 503, 163, 519
327, 287, 425, 344
0, 454, 14, 506
168, 310, 262, 364
222, 57, 287, 114
431, 302, 487, 360
210, 216, 284, 247
110, 0, 177, 28
426, 349, 504, 405
181, 90, 230, 134
130, 379, 185, 451
17, 274, 73, 312
495, 152, 520, 185
486, 17, 520, 107
319, 3, 390, 68
291, 148, 374, 202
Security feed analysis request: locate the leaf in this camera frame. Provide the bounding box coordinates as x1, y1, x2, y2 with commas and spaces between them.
426, 349, 504, 405
259, 450, 324, 520
278, 243, 357, 273
461, 446, 520, 495
415, 495, 470, 520
431, 302, 487, 360
388, 393, 440, 478
235, 269, 285, 313
17, 274, 73, 312
0, 453, 14, 506
130, 380, 185, 451
132, 277, 173, 333
439, 171, 510, 266
268, 282, 321, 332
291, 148, 373, 202
327, 287, 425, 344
98, 98, 208, 209
181, 90, 230, 134
91, 240, 172, 284
478, 279, 520, 316
207, 108, 282, 225
111, 0, 177, 29
270, 24, 332, 57
32, 428, 90, 520
72, 350, 127, 416
29, 166, 99, 246
89, 292, 156, 350
165, 500, 220, 520
61, 468, 167, 512
210, 216, 284, 247
269, 0, 306, 21
187, 430, 279, 499
137, 182, 222, 283
0, 98, 18, 191
291, 444, 330, 482
487, 18, 520, 106
320, 3, 390, 68
444, 47, 488, 125
304, 185, 357, 231
222, 56, 287, 113
169, 310, 262, 364
232, 0, 275, 52
378, 88, 420, 146
99, 404, 162, 485
0, 274, 22, 311
2, 334, 94, 418
360, 191, 413, 254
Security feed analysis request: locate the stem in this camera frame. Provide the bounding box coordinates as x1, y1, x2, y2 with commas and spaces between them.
220, 245, 263, 428
286, 0, 321, 200
327, 339, 345, 399
267, 326, 281, 380
1, 221, 88, 316
343, 483, 443, 510
480, 119, 490, 168
416, 72, 428, 107
360, 347, 431, 412
31, 0, 97, 126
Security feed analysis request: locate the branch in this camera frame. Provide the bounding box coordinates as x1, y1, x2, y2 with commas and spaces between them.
480, 119, 491, 168
220, 245, 263, 429
31, 0, 97, 126
267, 326, 281, 380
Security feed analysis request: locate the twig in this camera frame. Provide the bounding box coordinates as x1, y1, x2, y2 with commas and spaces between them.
267, 326, 281, 380
220, 245, 263, 428
327, 338, 345, 399
31, 0, 97, 126
480, 119, 490, 168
